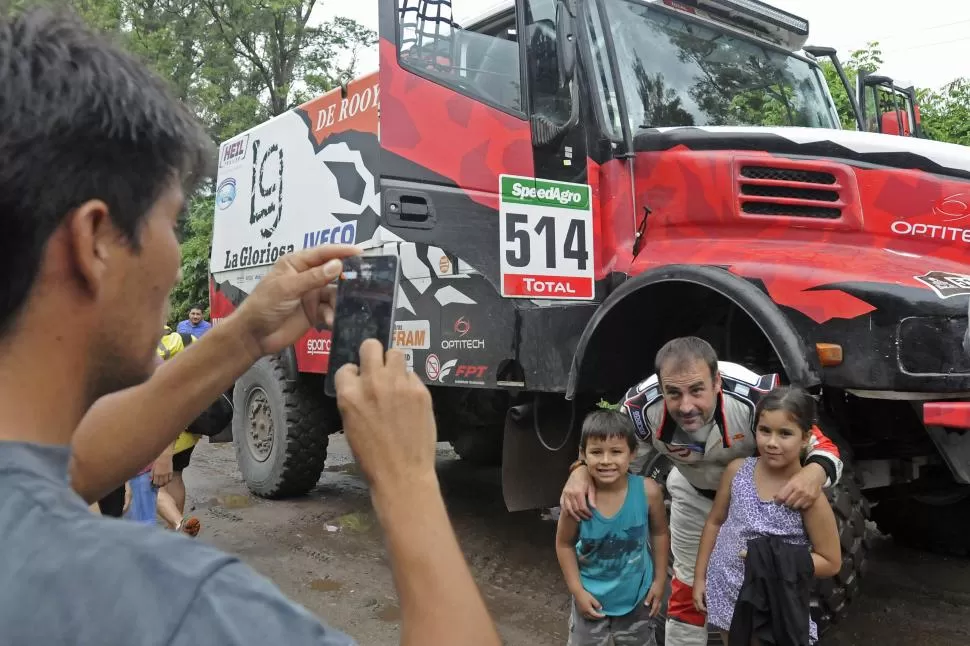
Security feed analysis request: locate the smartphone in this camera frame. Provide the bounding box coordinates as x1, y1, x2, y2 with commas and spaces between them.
324, 254, 401, 397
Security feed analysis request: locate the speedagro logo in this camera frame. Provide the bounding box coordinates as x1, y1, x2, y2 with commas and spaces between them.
510, 181, 584, 206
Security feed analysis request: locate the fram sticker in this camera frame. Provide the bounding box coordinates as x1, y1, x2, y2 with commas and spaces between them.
914, 271, 970, 299
392, 320, 430, 350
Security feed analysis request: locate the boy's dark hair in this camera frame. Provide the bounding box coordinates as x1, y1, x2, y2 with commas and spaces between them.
580, 409, 637, 453
655, 336, 719, 383
754, 386, 817, 434
0, 7, 212, 337
189, 304, 205, 313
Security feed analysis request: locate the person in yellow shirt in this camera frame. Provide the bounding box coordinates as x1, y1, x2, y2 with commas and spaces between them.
155, 327, 202, 536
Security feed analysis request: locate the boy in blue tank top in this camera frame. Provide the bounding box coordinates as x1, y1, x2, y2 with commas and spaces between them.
556, 409, 670, 646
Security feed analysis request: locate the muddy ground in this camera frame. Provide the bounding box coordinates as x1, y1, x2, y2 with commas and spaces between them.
184, 436, 970, 646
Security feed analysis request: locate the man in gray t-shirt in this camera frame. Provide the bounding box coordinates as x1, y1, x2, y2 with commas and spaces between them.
0, 442, 353, 645
0, 8, 500, 646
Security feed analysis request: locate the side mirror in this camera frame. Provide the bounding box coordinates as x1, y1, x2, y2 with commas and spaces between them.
863, 74, 893, 87
803, 45, 837, 58
556, 0, 577, 86
804, 44, 863, 131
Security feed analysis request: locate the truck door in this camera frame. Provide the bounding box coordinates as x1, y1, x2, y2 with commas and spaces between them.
377, 0, 595, 301
857, 71, 918, 137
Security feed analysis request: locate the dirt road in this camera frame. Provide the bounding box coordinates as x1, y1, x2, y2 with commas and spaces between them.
184, 437, 970, 645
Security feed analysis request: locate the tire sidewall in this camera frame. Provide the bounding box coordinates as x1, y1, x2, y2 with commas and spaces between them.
233, 357, 290, 493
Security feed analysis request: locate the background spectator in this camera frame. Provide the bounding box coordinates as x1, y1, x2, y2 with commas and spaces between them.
177, 304, 211, 337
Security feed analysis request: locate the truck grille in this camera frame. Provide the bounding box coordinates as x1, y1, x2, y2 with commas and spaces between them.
738, 164, 846, 220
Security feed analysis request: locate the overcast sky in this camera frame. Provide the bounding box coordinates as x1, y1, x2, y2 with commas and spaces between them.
319, 0, 968, 91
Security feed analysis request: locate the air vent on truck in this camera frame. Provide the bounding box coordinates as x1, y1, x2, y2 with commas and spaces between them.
738, 164, 845, 220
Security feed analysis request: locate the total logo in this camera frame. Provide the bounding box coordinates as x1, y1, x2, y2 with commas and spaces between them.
306, 337, 332, 356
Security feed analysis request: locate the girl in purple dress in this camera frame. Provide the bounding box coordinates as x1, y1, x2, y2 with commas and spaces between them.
692, 387, 843, 645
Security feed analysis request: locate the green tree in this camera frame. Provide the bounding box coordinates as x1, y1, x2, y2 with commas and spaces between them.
7, 0, 376, 324
918, 78, 970, 146
170, 196, 216, 323
200, 1, 377, 119
818, 41, 884, 130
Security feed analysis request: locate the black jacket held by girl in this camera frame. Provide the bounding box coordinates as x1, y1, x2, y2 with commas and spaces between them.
729, 534, 816, 646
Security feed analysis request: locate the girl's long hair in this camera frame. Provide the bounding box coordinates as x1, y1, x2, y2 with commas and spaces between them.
754, 386, 817, 436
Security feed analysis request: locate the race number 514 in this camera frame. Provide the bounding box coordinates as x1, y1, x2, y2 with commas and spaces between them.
498, 174, 595, 300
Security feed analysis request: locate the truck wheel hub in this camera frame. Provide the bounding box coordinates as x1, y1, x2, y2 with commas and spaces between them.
246, 387, 274, 462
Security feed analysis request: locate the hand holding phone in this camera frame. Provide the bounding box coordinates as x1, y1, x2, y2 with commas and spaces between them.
324, 255, 401, 398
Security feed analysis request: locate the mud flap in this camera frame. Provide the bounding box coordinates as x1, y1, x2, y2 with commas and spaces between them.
501, 395, 581, 512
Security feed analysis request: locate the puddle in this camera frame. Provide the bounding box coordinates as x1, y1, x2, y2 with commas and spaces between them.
220, 494, 252, 509
377, 605, 402, 622
326, 462, 360, 475
337, 511, 373, 533
309, 578, 343, 592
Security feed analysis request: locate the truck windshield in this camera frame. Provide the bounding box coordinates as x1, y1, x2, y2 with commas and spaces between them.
601, 0, 837, 131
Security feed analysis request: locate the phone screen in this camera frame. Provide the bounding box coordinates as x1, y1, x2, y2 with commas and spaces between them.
324, 255, 400, 397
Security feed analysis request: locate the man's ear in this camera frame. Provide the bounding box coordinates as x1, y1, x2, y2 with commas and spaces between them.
66, 199, 114, 295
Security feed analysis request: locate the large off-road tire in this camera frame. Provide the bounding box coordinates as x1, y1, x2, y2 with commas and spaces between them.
450, 429, 504, 466
232, 355, 339, 499
641, 451, 870, 644
812, 471, 870, 632
871, 488, 970, 556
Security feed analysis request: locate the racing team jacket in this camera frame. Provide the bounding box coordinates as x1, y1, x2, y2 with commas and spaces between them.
620, 361, 843, 495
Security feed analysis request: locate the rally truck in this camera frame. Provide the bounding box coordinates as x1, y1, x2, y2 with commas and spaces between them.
209, 0, 970, 638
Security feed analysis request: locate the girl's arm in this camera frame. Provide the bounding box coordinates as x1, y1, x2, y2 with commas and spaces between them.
693, 458, 743, 611
801, 494, 842, 578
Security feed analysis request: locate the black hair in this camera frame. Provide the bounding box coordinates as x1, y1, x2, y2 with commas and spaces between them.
754, 386, 817, 435
0, 6, 213, 337
655, 336, 719, 383
580, 409, 637, 453
189, 304, 205, 313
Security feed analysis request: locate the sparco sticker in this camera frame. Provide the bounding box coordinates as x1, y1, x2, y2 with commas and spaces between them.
306, 337, 331, 356
914, 271, 970, 299
499, 174, 595, 300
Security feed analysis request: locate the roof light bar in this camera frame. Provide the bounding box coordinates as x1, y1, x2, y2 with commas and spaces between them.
655, 0, 810, 50
716, 0, 808, 35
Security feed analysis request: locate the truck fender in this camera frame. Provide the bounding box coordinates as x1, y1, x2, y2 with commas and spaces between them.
565, 264, 821, 399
